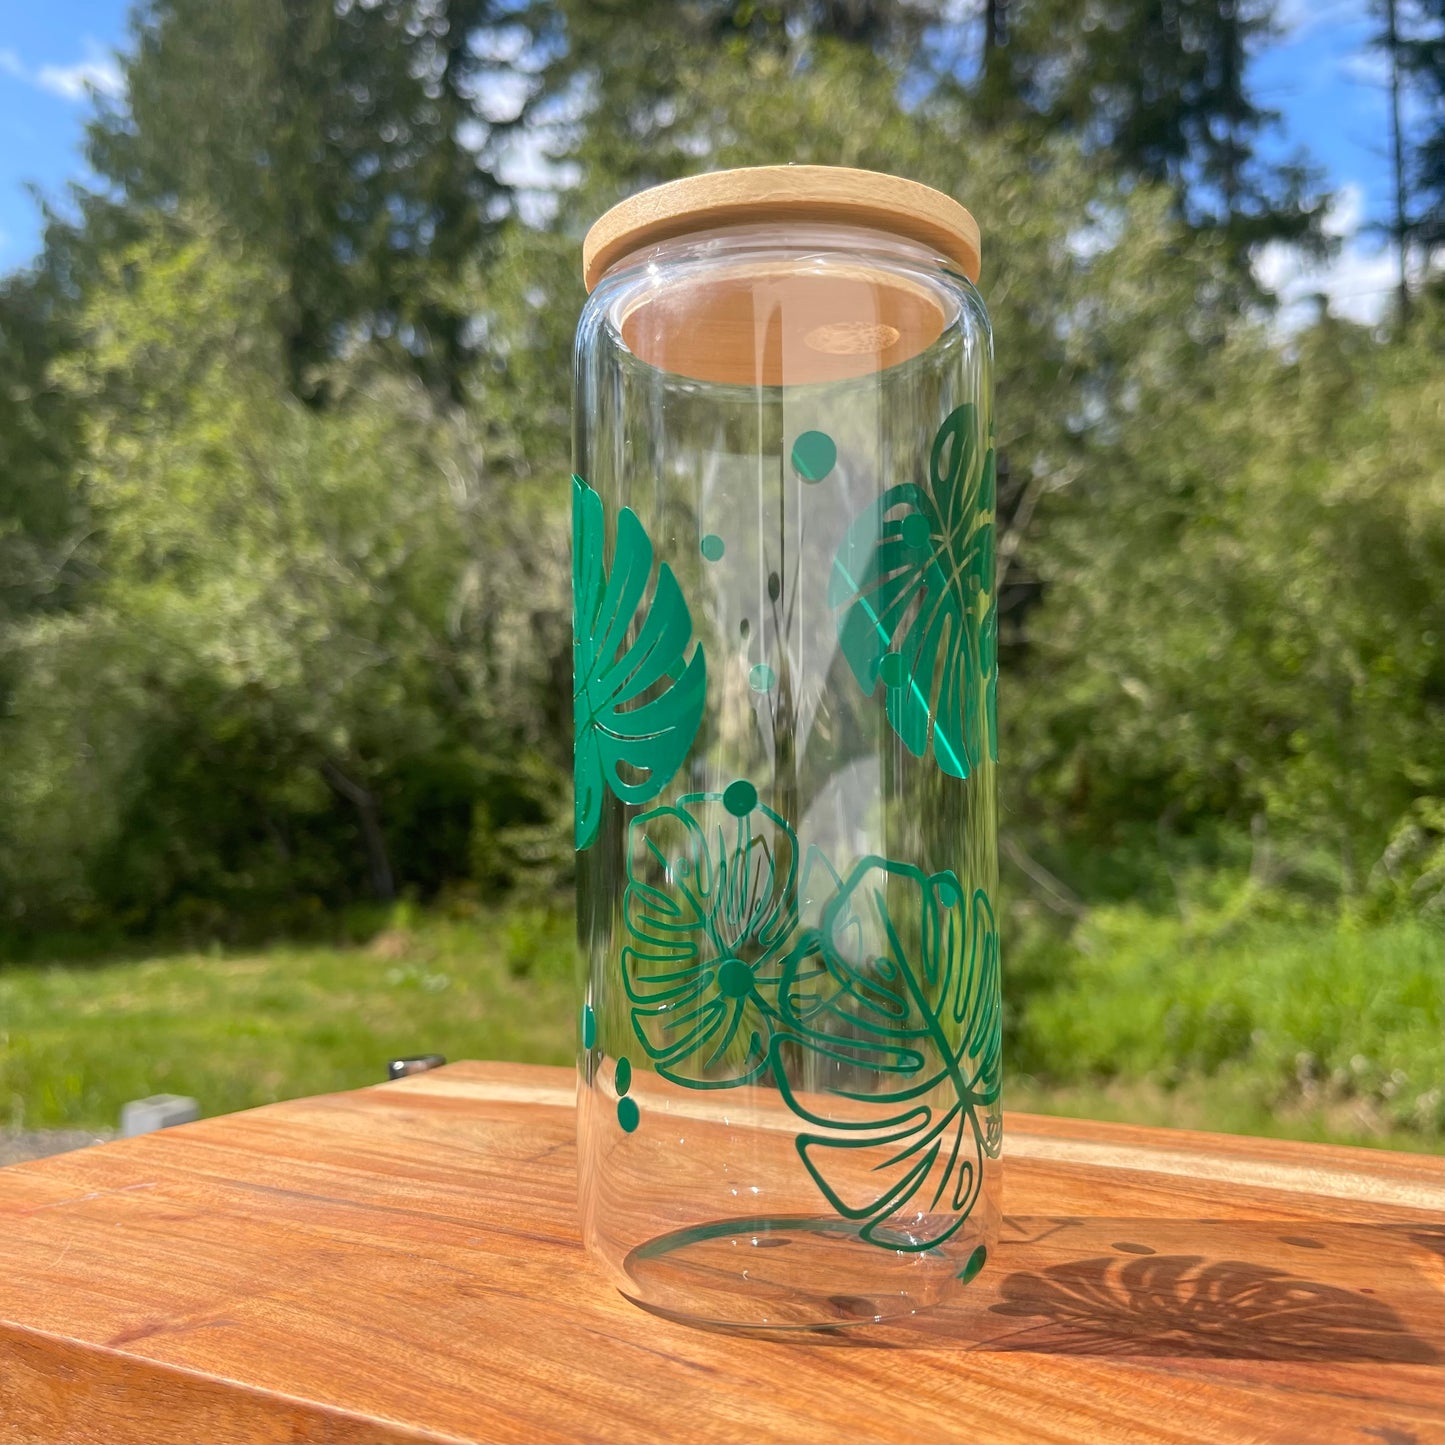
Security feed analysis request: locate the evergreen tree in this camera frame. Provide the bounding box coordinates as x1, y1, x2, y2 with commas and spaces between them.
997, 0, 1323, 263
87, 0, 549, 400
1371, 0, 1444, 308
1401, 0, 1445, 253
0, 270, 83, 631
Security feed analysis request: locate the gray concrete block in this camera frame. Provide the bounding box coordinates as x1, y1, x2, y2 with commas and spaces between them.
120, 1094, 200, 1138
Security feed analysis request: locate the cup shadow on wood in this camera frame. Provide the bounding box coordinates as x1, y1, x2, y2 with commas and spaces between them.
659, 1216, 1444, 1357
885, 1217, 1445, 1362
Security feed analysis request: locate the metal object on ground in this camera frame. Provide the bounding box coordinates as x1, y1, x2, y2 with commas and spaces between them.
387, 1054, 447, 1081
120, 1095, 200, 1138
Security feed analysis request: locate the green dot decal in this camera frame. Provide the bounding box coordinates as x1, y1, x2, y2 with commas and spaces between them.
700, 533, 725, 562
716, 958, 754, 999
581, 1003, 596, 1049
749, 663, 776, 693
901, 513, 931, 552
722, 779, 757, 817
614, 1055, 632, 1096
880, 652, 908, 689
791, 430, 837, 482
958, 1244, 987, 1283
617, 1096, 640, 1133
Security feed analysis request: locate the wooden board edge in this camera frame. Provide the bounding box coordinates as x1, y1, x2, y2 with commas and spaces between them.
0, 1319, 468, 1445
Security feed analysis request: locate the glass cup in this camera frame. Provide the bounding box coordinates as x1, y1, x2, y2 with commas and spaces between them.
572, 167, 999, 1329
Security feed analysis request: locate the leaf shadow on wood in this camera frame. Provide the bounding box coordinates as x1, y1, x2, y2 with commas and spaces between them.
651, 1216, 1444, 1359
914, 1217, 1444, 1363
983, 1253, 1438, 1363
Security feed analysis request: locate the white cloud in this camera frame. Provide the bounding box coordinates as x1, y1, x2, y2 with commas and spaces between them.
1255, 183, 1401, 329
1337, 47, 1391, 89
1276, 0, 1372, 41
1325, 179, 1365, 235
35, 54, 124, 102
0, 40, 126, 102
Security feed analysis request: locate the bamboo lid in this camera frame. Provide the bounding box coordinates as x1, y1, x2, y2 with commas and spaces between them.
582, 165, 980, 291
583, 166, 980, 385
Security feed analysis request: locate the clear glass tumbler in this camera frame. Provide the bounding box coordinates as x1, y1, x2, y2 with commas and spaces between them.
572, 167, 999, 1329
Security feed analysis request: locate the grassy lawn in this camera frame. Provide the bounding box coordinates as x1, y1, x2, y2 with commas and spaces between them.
1011, 904, 1444, 1150
2, 903, 1440, 1151
1, 908, 576, 1131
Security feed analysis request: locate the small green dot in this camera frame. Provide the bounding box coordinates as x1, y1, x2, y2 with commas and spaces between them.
749, 663, 776, 693
614, 1055, 632, 1096
716, 958, 754, 999
791, 430, 837, 482
700, 533, 725, 562
722, 779, 757, 817
901, 513, 931, 551
958, 1244, 987, 1284
617, 1096, 640, 1133
880, 653, 908, 689
581, 1003, 595, 1049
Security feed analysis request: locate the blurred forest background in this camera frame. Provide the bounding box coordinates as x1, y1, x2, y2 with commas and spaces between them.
1, 0, 1441, 1148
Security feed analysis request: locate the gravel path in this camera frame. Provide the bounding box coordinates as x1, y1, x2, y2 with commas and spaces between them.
0, 1129, 114, 1167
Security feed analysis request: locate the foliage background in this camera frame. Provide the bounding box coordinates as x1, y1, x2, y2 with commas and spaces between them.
0, 0, 1440, 1145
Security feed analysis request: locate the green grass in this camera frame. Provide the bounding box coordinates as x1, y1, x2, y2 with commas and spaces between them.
1, 907, 576, 1130
2, 900, 1441, 1152
1010, 901, 1444, 1149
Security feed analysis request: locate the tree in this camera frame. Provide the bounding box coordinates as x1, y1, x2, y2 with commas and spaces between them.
994, 0, 1323, 266
1013, 293, 1445, 897
0, 268, 84, 634
87, 0, 551, 401
0, 212, 566, 926
1401, 0, 1445, 254
3, 0, 1439, 940
1371, 0, 1445, 311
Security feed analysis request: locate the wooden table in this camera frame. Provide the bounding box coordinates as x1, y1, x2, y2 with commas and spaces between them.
0, 1063, 1440, 1445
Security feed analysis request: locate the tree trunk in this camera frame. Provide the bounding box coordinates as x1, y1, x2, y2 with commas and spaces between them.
979, 0, 1013, 125
984, 0, 1004, 54
1386, 0, 1413, 320
322, 759, 396, 902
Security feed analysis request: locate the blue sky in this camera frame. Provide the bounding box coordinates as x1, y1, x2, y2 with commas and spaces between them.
0, 0, 128, 263
0, 0, 1400, 321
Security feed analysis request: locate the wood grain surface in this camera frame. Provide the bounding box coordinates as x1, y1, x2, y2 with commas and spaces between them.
0, 1061, 1440, 1445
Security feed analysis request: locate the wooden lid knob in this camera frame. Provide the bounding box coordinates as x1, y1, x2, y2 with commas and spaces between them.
582, 165, 980, 291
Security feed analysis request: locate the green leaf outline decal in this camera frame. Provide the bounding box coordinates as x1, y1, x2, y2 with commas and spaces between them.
615, 789, 1001, 1249
829, 404, 998, 777
774, 859, 1001, 1252
573, 474, 707, 850
622, 788, 821, 1087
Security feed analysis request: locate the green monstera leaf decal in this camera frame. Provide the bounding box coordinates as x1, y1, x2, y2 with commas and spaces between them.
622, 786, 821, 1087
573, 474, 707, 850
830, 405, 997, 777
776, 859, 1001, 1251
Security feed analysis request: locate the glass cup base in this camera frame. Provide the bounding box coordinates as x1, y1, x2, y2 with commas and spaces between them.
619, 1213, 979, 1330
